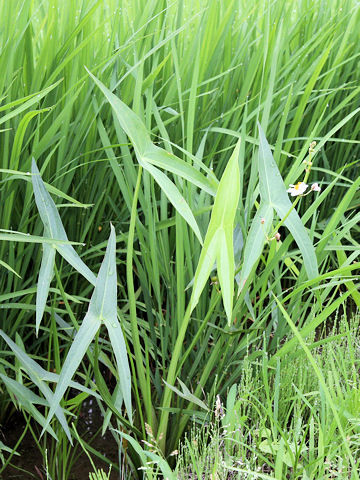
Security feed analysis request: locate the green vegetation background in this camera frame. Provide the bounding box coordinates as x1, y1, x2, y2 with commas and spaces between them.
0, 0, 359, 478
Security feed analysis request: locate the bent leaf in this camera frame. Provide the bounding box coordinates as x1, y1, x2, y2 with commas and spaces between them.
163, 378, 209, 411
0, 374, 58, 440
145, 162, 202, 243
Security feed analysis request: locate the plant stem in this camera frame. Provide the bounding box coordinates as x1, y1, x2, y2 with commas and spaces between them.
126, 166, 154, 430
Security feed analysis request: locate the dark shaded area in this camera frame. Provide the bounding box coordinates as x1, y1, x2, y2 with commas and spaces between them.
1, 401, 119, 480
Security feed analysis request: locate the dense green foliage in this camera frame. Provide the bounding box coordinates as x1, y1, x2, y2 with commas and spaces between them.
0, 0, 359, 478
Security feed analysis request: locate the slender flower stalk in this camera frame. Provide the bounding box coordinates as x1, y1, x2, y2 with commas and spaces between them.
268, 141, 319, 240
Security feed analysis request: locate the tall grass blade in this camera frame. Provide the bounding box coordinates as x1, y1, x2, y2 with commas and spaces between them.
0, 331, 71, 441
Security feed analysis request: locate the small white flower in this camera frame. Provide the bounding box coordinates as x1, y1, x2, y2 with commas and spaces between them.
311, 183, 321, 192
287, 181, 308, 196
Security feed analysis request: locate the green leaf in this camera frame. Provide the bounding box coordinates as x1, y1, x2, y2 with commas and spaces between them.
145, 162, 203, 243
0, 330, 71, 441
190, 141, 240, 324
317, 175, 360, 257
9, 109, 50, 171
43, 225, 132, 433
238, 203, 273, 292
87, 69, 215, 242
143, 145, 217, 196
116, 431, 177, 479
163, 378, 209, 411
94, 225, 132, 424
31, 159, 96, 285
0, 230, 82, 245
0, 259, 21, 278
0, 80, 62, 126
42, 310, 100, 436
257, 123, 318, 280
35, 243, 56, 334
0, 440, 19, 456
0, 374, 58, 440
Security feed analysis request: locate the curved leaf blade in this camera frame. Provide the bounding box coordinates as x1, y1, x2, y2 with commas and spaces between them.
145, 162, 202, 243
0, 330, 71, 441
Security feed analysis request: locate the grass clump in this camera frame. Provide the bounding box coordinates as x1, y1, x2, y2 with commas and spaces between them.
175, 314, 360, 479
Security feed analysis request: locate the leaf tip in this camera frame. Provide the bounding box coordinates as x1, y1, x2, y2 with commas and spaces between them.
31, 157, 39, 175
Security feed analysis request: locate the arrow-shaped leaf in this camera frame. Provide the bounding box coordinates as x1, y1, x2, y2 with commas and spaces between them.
92, 225, 132, 424
42, 225, 132, 434
190, 141, 240, 324
87, 69, 215, 243
163, 378, 209, 411
31, 159, 96, 331
32, 159, 96, 284
257, 124, 318, 280
0, 374, 58, 440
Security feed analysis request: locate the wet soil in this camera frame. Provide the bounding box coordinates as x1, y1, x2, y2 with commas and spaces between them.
1, 400, 120, 480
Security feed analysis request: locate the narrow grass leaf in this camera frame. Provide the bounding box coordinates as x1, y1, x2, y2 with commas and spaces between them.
0, 80, 62, 126
0, 330, 71, 441
0, 231, 81, 245
317, 175, 360, 256
272, 294, 358, 475
0, 259, 21, 278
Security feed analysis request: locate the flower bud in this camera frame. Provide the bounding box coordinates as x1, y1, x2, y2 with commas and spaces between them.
311, 183, 321, 192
